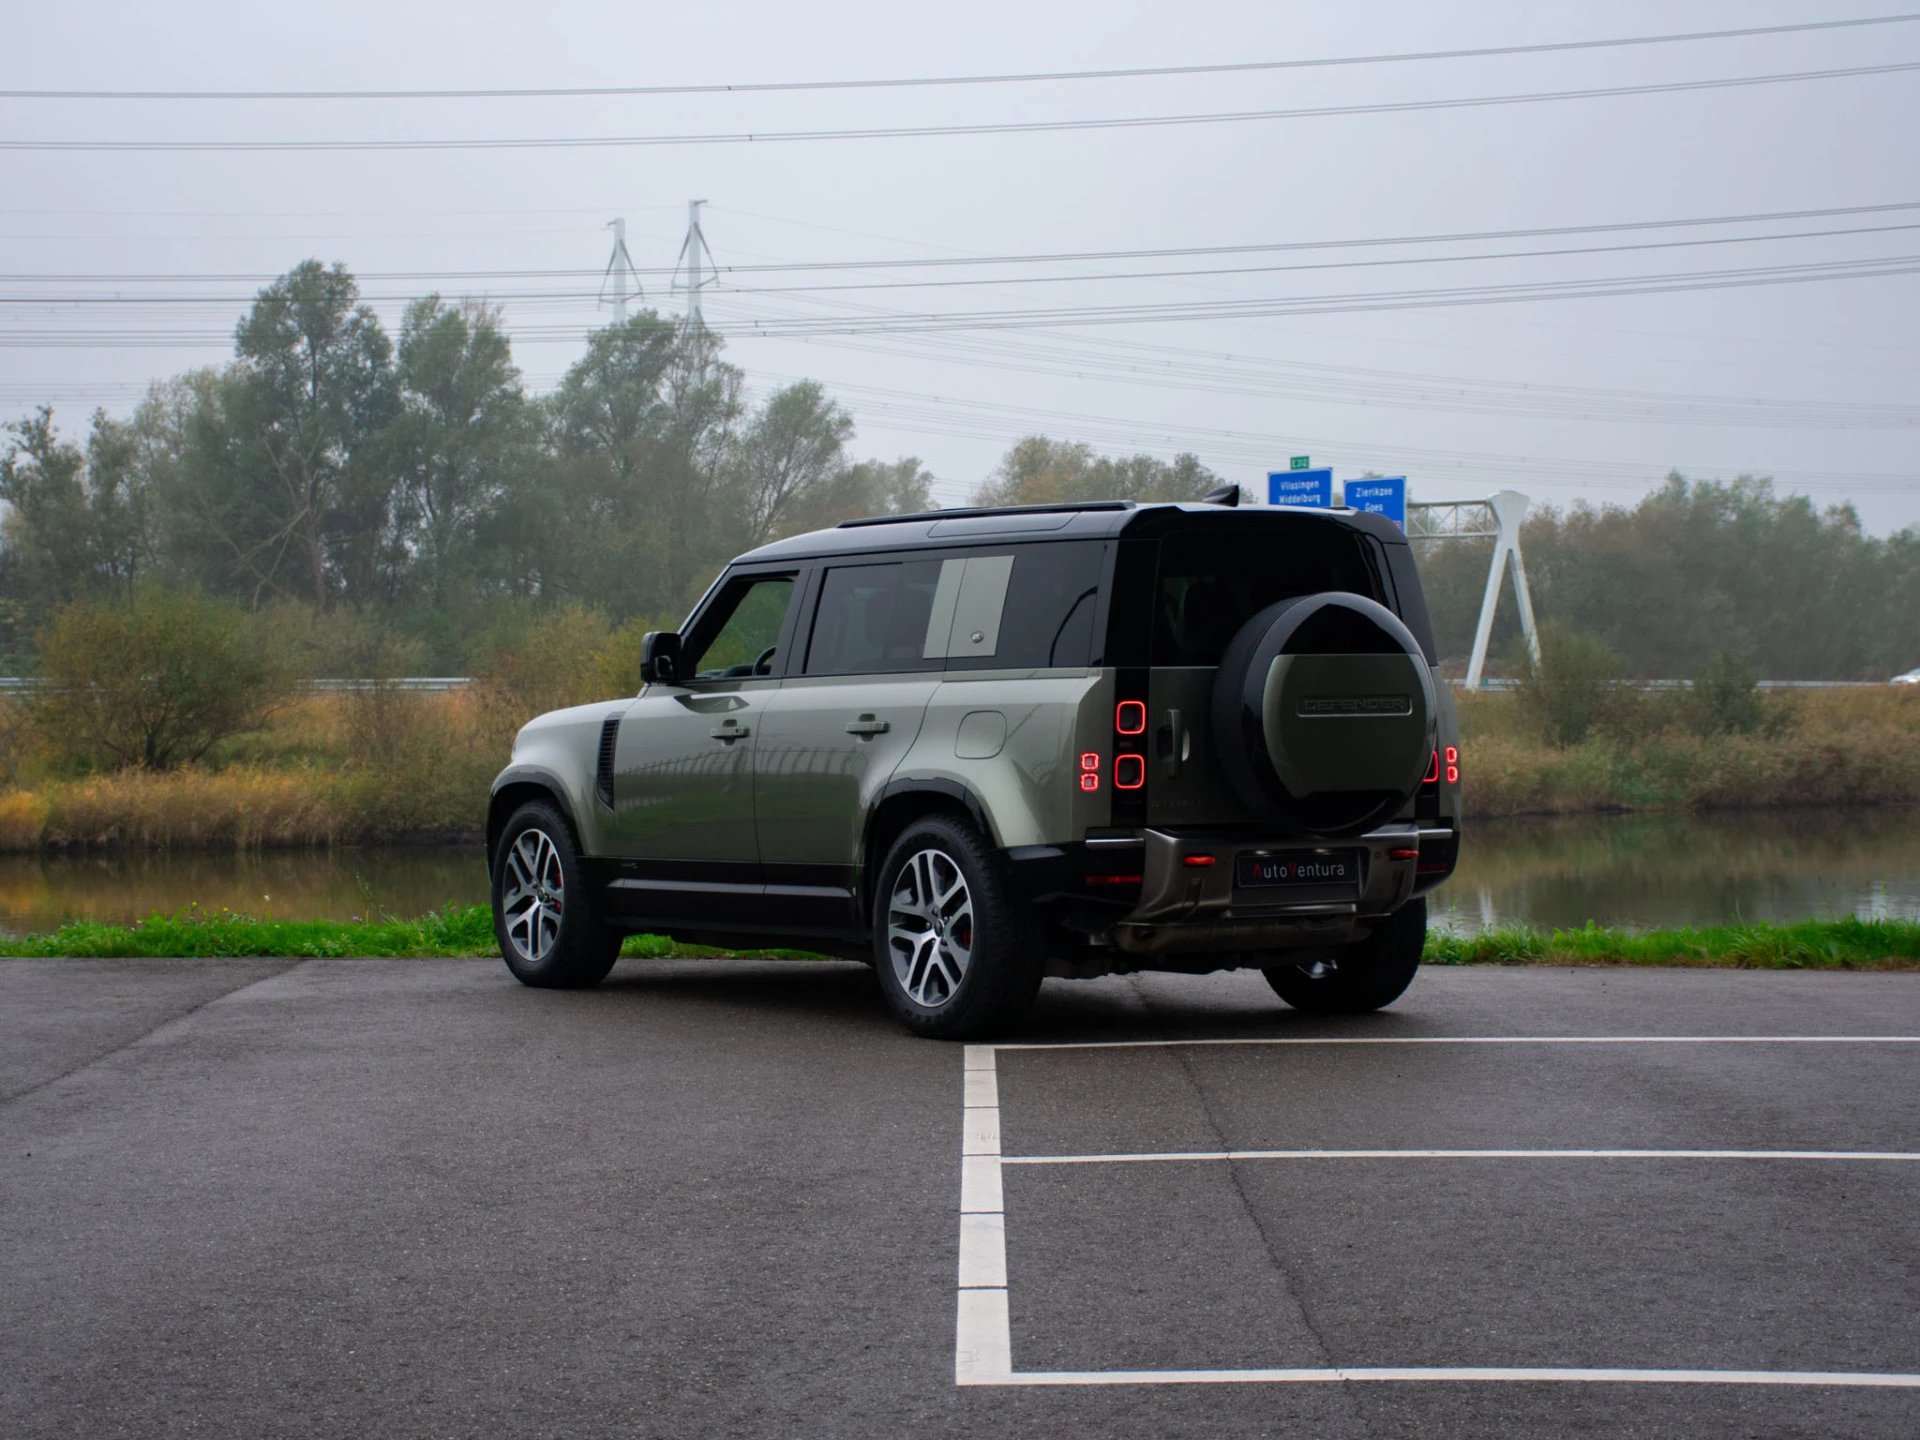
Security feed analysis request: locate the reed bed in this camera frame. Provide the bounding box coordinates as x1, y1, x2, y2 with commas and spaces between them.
0, 685, 1911, 852
1456, 686, 1920, 817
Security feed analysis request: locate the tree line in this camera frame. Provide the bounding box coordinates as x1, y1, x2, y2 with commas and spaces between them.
6, 259, 1912, 681
0, 260, 1219, 673
1418, 475, 1920, 679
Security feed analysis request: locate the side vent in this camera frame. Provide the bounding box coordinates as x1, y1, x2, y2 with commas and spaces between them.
595, 715, 620, 808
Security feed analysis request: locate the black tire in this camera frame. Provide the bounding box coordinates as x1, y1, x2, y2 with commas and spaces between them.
491, 801, 622, 990
872, 815, 1043, 1040
1262, 898, 1426, 1014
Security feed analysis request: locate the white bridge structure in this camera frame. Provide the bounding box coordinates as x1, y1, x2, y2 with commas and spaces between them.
1406, 490, 1542, 689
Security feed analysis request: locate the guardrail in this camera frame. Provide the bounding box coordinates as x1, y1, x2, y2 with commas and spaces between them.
0, 675, 1897, 694
1453, 678, 1889, 691
0, 676, 475, 693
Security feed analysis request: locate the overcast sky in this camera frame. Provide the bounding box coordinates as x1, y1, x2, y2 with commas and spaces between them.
5, 0, 1918, 530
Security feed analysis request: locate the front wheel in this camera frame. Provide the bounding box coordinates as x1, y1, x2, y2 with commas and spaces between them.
1262, 898, 1425, 1014
492, 802, 622, 989
872, 816, 1042, 1039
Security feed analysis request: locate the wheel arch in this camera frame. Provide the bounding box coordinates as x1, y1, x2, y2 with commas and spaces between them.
487, 768, 583, 876
860, 779, 997, 921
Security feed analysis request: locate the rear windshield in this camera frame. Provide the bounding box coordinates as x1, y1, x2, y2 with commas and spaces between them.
1152, 525, 1384, 665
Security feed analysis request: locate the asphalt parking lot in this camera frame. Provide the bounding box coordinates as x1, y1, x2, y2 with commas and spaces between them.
4, 958, 1918, 1439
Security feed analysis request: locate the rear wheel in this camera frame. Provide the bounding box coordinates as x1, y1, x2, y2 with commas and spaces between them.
873, 815, 1042, 1039
1262, 899, 1425, 1014
492, 801, 622, 989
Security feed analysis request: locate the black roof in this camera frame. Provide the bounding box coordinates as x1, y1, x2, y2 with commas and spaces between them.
735, 499, 1407, 565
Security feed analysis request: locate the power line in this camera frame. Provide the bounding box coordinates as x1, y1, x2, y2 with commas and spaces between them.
9, 214, 1918, 436
14, 196, 1917, 369
8, 221, 1920, 306
6, 201, 1917, 284
6, 15, 1914, 101
0, 205, 685, 217
662, 203, 1920, 275
0, 226, 613, 243
6, 254, 1917, 349
693, 254, 1920, 335
696, 201, 1920, 362
692, 223, 1920, 296
6, 62, 1916, 152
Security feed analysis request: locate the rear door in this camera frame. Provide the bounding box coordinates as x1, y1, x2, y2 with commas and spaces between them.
1141, 517, 1388, 827
753, 557, 946, 926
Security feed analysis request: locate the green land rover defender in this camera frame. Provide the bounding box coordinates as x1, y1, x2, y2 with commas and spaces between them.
486, 496, 1461, 1038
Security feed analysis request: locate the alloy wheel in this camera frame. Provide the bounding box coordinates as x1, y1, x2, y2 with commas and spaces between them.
886, 847, 974, 1008
501, 827, 566, 965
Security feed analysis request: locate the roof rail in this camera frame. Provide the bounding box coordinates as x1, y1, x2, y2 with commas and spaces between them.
835, 499, 1136, 529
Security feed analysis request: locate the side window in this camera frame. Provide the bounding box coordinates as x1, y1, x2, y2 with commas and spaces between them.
933, 543, 1105, 671
684, 575, 796, 680
805, 560, 944, 676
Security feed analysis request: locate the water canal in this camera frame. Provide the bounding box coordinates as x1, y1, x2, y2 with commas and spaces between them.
1, 809, 1916, 938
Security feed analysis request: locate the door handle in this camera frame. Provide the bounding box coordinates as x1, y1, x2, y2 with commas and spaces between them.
845, 716, 891, 737
709, 722, 751, 741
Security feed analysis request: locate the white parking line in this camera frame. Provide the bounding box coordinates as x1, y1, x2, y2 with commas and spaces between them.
982, 1366, 1920, 1388
957, 1213, 1008, 1287
963, 1068, 998, 1108
955, 1036, 1920, 1389
1003, 1148, 1920, 1165
960, 1155, 1003, 1212
955, 1043, 1010, 1386
993, 1034, 1920, 1051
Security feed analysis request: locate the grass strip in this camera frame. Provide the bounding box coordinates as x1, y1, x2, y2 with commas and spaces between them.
1425, 917, 1920, 970
0, 906, 1916, 970
0, 904, 814, 961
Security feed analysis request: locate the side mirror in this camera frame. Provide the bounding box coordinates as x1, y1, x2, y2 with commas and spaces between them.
641, 631, 682, 686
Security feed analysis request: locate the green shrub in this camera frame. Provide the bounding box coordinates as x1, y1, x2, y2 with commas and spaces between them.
472, 603, 667, 732
33, 587, 291, 771
1513, 624, 1628, 748
1685, 651, 1767, 737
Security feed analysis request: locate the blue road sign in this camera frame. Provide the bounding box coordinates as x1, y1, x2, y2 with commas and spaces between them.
1268, 468, 1333, 507
1343, 476, 1407, 530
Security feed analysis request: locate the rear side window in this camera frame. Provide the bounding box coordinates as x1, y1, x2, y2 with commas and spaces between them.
803, 543, 1105, 676
1153, 525, 1382, 665
933, 542, 1104, 671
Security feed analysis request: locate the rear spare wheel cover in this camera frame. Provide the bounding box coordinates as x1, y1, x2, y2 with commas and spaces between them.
1209, 593, 1436, 836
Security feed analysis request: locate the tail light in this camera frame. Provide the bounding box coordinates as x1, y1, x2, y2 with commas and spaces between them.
1423, 747, 1460, 786
1108, 670, 1151, 823
1079, 752, 1100, 792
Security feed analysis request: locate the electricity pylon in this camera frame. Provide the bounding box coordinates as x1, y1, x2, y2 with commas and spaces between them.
599, 217, 642, 322
672, 199, 717, 329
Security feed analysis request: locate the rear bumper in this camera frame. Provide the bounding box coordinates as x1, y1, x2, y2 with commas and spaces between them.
1007, 823, 1455, 956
